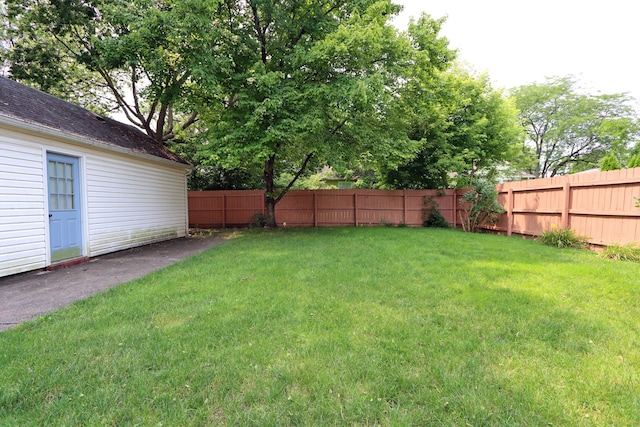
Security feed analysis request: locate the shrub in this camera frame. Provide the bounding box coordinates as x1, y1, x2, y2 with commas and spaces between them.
600, 243, 640, 262
536, 226, 588, 249
627, 153, 640, 168
600, 152, 621, 171
458, 180, 504, 233
249, 212, 269, 228
422, 196, 450, 228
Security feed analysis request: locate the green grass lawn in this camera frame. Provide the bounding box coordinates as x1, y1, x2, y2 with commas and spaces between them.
1, 227, 639, 426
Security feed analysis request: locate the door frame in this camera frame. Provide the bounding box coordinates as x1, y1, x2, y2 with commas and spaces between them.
43, 149, 87, 265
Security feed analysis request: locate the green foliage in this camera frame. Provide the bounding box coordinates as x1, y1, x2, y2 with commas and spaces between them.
600, 243, 640, 262
195, 4, 455, 226
1, 0, 459, 222
600, 152, 621, 171
249, 212, 269, 228
274, 167, 355, 190
512, 76, 639, 178
627, 153, 640, 168
536, 226, 588, 249
187, 166, 262, 191
458, 180, 504, 232
167, 137, 263, 190
383, 66, 523, 189
422, 196, 451, 228
2, 0, 228, 141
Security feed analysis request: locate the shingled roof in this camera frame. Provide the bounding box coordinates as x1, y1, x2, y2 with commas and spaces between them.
0, 76, 189, 166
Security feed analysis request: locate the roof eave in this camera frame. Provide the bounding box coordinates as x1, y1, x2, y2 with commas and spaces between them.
0, 114, 193, 170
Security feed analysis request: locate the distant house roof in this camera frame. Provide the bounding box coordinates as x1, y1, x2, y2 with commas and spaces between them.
0, 76, 189, 166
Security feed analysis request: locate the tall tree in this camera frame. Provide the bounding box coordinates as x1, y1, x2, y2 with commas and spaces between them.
512, 76, 639, 177
2, 0, 229, 142
193, 3, 454, 226
383, 67, 522, 189
3, 0, 456, 226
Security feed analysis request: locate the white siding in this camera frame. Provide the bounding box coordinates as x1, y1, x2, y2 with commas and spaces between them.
0, 126, 188, 277
0, 136, 47, 276
85, 152, 187, 256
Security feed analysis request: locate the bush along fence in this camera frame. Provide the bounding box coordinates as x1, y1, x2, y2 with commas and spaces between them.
188, 189, 464, 228
490, 167, 640, 246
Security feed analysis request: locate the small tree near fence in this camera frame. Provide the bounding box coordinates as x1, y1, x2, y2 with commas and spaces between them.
458, 180, 504, 233
422, 196, 450, 228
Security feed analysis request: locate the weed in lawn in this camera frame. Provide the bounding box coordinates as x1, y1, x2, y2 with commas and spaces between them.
0, 228, 638, 426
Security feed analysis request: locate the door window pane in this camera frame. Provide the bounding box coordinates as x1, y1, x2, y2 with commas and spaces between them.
48, 160, 76, 210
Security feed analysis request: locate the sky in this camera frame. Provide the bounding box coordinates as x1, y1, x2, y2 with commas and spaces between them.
392, 0, 640, 101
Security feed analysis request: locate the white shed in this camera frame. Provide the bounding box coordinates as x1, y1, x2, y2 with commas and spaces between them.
0, 77, 191, 278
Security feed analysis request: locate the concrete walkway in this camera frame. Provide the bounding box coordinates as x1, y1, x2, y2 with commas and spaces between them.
0, 235, 225, 332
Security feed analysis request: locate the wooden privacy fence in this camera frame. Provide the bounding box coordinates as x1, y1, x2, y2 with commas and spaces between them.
188, 168, 640, 246
188, 189, 462, 228
491, 168, 640, 246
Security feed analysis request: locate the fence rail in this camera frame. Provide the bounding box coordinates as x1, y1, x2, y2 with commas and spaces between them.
188, 189, 463, 228
491, 168, 640, 246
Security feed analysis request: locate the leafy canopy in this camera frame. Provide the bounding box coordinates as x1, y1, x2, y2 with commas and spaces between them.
600, 152, 621, 171
183, 2, 456, 225
2, 0, 229, 141
383, 66, 523, 189
512, 76, 639, 178
2, 0, 458, 225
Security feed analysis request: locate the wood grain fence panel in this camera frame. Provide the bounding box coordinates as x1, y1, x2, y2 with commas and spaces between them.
315, 191, 356, 226
494, 168, 640, 245
188, 190, 263, 227
189, 189, 462, 228
225, 191, 263, 226
276, 191, 315, 226
406, 191, 434, 226
357, 192, 402, 225
509, 212, 560, 236
187, 192, 224, 228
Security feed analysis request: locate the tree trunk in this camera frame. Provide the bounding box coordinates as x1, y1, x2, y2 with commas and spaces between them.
263, 155, 278, 228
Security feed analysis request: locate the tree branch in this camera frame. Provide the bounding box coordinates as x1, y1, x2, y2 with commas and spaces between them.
249, 2, 268, 64
274, 152, 315, 204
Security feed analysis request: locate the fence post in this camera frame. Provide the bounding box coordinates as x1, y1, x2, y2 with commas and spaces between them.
561, 183, 571, 228
314, 192, 318, 227
222, 193, 226, 228
403, 191, 407, 224
354, 193, 359, 226
452, 189, 457, 228
507, 188, 513, 236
